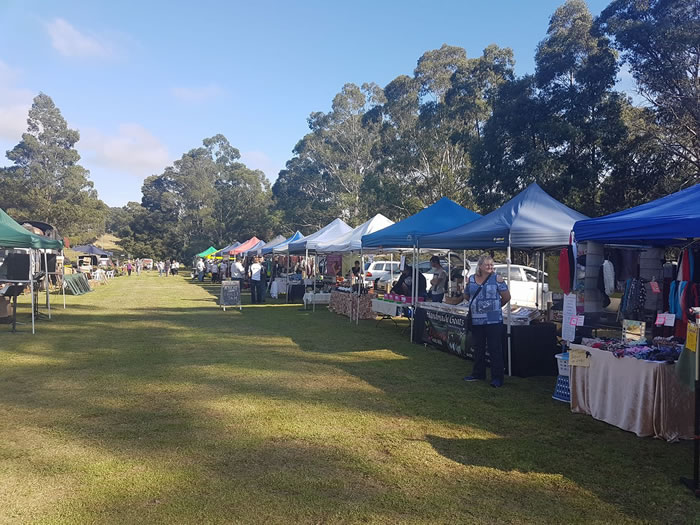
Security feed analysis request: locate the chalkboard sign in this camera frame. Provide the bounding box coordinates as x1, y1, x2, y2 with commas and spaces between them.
219, 280, 241, 310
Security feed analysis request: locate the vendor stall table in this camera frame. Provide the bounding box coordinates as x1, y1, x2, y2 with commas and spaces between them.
303, 292, 331, 308
329, 290, 375, 320
270, 278, 287, 298
412, 302, 559, 377
569, 345, 694, 442
371, 298, 406, 318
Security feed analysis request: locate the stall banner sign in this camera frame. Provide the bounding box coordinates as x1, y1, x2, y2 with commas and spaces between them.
562, 293, 577, 342
568, 344, 590, 367
420, 308, 469, 357
686, 322, 698, 352
622, 319, 645, 342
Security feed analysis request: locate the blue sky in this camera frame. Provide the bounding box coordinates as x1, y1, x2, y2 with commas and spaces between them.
0, 0, 619, 207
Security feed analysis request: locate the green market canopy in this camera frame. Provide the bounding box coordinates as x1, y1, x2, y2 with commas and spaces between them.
0, 208, 63, 250
196, 246, 218, 258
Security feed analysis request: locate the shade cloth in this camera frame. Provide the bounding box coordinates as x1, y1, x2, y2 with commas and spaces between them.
569, 345, 693, 442
315, 214, 394, 253
268, 231, 304, 254
419, 183, 588, 249
0, 208, 63, 250
362, 197, 480, 248
288, 218, 352, 254
573, 183, 700, 245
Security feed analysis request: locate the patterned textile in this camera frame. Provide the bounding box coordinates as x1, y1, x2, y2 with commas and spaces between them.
466, 273, 508, 326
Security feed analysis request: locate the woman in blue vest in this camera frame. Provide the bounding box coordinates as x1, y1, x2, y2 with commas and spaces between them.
463, 254, 511, 387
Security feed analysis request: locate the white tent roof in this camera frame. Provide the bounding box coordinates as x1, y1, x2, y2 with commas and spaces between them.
315, 214, 394, 253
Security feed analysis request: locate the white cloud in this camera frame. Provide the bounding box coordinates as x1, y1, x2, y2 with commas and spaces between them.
240, 150, 284, 182
80, 124, 170, 178
46, 18, 113, 58
171, 84, 224, 103
0, 60, 33, 142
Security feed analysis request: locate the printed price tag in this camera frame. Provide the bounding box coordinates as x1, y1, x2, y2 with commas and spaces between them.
664, 313, 676, 327
655, 313, 665, 326
569, 316, 578, 326
576, 315, 585, 326
650, 281, 660, 293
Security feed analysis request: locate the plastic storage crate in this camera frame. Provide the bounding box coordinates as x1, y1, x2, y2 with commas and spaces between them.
552, 353, 570, 403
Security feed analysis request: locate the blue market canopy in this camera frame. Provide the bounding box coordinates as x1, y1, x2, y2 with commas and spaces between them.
269, 231, 305, 254
252, 235, 286, 255
215, 241, 240, 255
72, 244, 112, 256
288, 219, 352, 254
419, 184, 588, 250
361, 197, 481, 249
573, 183, 700, 245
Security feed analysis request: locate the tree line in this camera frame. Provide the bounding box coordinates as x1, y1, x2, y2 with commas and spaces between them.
1, 0, 697, 259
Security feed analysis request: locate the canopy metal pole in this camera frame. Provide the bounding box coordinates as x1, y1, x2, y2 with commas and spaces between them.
410, 243, 417, 342
43, 251, 51, 319
506, 235, 512, 377
30, 255, 35, 334
390, 253, 394, 289
447, 251, 451, 297
356, 248, 364, 325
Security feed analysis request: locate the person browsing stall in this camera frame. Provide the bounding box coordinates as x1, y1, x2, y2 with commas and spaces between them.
463, 254, 511, 388
429, 256, 448, 303
391, 265, 427, 299
249, 256, 266, 304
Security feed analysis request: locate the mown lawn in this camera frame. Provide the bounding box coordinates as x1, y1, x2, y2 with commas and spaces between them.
0, 273, 698, 524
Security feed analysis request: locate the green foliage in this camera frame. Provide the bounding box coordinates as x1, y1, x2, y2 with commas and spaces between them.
118, 135, 277, 259
596, 0, 700, 172
0, 93, 108, 241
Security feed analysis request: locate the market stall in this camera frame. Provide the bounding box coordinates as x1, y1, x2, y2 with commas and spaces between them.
418, 183, 587, 373
288, 219, 352, 309
0, 208, 63, 334
362, 198, 481, 333
572, 183, 700, 494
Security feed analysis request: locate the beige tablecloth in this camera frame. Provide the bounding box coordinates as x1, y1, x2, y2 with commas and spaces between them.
569, 345, 694, 442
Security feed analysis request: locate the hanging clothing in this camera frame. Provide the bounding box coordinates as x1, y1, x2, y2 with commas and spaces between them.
602, 260, 615, 295
559, 246, 574, 294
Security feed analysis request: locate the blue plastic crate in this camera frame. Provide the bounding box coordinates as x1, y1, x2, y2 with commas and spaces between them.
552, 375, 570, 403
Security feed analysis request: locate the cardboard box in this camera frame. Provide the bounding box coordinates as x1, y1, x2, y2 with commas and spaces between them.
0, 297, 14, 318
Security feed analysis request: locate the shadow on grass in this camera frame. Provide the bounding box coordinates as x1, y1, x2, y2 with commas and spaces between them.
0, 276, 696, 522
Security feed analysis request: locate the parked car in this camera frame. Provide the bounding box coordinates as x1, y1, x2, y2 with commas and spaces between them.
493, 264, 549, 308
365, 260, 401, 290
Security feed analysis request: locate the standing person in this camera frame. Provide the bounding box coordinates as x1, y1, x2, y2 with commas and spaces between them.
172, 260, 179, 276
211, 260, 219, 282
463, 254, 511, 388
164, 259, 171, 278
231, 257, 245, 282
136, 259, 141, 276
391, 265, 427, 299
126, 261, 132, 277
429, 256, 448, 303
196, 258, 205, 281
249, 256, 265, 304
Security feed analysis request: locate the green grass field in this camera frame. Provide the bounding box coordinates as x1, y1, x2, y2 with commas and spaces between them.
0, 273, 698, 524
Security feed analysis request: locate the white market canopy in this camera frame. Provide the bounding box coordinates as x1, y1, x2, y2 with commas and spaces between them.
287, 218, 352, 254
314, 214, 394, 254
